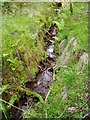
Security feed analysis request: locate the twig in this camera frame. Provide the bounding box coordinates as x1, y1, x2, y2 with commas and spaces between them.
45, 111, 48, 119
53, 69, 55, 81
0, 98, 24, 112
45, 90, 50, 119
37, 64, 43, 71
46, 67, 53, 72
46, 70, 52, 77
42, 28, 52, 36
57, 105, 69, 119
71, 97, 90, 115
45, 36, 51, 41
45, 90, 50, 104
0, 104, 8, 119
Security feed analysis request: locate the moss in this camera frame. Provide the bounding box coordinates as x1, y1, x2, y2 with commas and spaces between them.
2, 2, 57, 85
17, 86, 44, 103
24, 109, 37, 118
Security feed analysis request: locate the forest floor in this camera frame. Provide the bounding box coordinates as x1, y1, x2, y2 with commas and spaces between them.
1, 2, 89, 120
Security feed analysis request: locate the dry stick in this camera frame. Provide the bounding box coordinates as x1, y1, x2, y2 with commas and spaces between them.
53, 68, 55, 81
44, 35, 51, 42
56, 86, 89, 118
71, 97, 90, 115
57, 105, 69, 119
45, 90, 50, 104
47, 67, 51, 71
53, 65, 70, 73
45, 67, 55, 118
0, 98, 24, 112
46, 70, 52, 77
37, 64, 43, 71
45, 67, 55, 103
1, 105, 8, 119
42, 28, 52, 36
57, 97, 90, 119
70, 2, 73, 14
44, 71, 51, 118
41, 66, 49, 76
2, 109, 7, 120
45, 90, 51, 119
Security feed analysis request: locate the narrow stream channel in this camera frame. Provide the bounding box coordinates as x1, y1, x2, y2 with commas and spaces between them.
24, 24, 58, 99
11, 24, 58, 120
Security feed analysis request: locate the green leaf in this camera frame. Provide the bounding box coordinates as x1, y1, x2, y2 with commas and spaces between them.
7, 95, 18, 109
52, 21, 61, 31
12, 67, 16, 71
0, 84, 9, 95
52, 19, 64, 31
2, 54, 9, 57
50, 40, 55, 43
53, 36, 59, 42
7, 59, 15, 64
62, 13, 67, 19
20, 77, 25, 85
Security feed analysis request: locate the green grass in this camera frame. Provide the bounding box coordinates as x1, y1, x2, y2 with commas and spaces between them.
24, 3, 88, 119
2, 2, 88, 119
54, 3, 88, 53
2, 3, 57, 118
2, 3, 56, 84
47, 3, 88, 119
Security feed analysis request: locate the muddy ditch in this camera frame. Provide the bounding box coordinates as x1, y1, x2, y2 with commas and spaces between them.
9, 24, 58, 120
24, 24, 58, 99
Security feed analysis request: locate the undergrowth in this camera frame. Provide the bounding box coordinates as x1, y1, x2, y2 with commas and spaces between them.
1, 2, 89, 120
1, 2, 57, 119
24, 3, 89, 119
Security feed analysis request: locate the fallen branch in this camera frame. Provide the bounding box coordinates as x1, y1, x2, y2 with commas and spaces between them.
0, 98, 24, 112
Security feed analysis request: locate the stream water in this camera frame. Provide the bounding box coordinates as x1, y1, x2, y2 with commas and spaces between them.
24, 25, 57, 99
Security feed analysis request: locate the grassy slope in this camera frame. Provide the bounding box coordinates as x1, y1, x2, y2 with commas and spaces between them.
2, 2, 88, 119
24, 3, 88, 119
55, 3, 88, 53
46, 3, 88, 119
1, 2, 57, 114
2, 3, 55, 84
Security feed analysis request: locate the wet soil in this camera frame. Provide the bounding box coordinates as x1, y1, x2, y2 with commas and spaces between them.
24, 24, 58, 99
